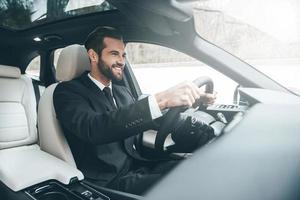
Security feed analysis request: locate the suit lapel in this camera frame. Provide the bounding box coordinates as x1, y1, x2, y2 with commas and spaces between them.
112, 84, 135, 109
112, 85, 123, 108
79, 72, 115, 111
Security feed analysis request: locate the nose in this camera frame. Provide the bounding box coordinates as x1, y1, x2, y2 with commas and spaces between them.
116, 56, 125, 67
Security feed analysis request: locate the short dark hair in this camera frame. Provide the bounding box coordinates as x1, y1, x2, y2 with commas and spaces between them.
84, 26, 123, 55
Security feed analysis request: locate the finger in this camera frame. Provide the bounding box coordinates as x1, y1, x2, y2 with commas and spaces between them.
207, 93, 216, 100
189, 83, 202, 99
199, 93, 213, 104
207, 94, 216, 105
181, 93, 194, 107
181, 86, 197, 101
181, 82, 201, 100
211, 92, 217, 100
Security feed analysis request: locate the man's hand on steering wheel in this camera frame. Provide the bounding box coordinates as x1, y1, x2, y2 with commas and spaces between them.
154, 81, 216, 111
196, 92, 217, 107
153, 77, 217, 153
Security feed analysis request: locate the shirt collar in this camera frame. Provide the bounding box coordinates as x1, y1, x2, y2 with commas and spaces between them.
88, 73, 112, 91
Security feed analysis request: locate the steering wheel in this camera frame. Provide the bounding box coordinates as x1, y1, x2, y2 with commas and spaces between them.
154, 76, 214, 152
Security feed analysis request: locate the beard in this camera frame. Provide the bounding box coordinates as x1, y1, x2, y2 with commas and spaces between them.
97, 59, 124, 81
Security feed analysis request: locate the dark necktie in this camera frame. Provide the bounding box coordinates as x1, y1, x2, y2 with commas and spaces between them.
103, 87, 116, 109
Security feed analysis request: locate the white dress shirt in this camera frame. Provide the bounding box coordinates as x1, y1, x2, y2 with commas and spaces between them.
88, 73, 162, 119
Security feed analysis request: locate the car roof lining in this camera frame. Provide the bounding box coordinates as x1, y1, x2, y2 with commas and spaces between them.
0, 0, 196, 71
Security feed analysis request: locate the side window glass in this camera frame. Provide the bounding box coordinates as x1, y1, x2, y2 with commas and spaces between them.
25, 55, 40, 79
126, 43, 238, 104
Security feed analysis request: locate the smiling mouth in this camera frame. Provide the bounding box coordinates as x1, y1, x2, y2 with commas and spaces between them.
112, 64, 124, 71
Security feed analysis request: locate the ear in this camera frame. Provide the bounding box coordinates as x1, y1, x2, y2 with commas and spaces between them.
87, 49, 99, 63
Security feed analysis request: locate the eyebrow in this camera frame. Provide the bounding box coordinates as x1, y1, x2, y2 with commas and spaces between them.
109, 50, 119, 54
109, 50, 126, 56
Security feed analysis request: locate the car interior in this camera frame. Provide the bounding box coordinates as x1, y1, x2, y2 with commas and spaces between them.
1, 0, 300, 200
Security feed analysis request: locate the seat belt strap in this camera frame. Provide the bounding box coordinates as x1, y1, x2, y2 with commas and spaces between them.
32, 79, 41, 112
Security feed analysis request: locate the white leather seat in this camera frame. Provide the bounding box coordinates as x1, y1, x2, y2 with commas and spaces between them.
0, 65, 37, 149
0, 64, 83, 191
38, 44, 90, 167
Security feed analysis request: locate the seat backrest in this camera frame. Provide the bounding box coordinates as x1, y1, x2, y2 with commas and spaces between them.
0, 63, 84, 191
38, 44, 90, 167
0, 65, 37, 149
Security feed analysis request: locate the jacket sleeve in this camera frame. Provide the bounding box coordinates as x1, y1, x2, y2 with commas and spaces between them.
53, 83, 155, 145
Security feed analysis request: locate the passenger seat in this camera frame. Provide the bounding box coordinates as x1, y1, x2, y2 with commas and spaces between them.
0, 65, 37, 149
0, 64, 83, 192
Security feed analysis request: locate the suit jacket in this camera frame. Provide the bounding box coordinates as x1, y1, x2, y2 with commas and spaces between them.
53, 72, 156, 185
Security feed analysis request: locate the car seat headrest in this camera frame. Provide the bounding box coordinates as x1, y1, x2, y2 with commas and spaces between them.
0, 65, 21, 79
56, 44, 90, 81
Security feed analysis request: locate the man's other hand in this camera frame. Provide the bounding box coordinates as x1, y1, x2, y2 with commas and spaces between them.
196, 92, 217, 106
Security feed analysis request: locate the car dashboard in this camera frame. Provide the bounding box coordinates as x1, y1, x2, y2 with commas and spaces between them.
143, 87, 300, 156
144, 87, 300, 200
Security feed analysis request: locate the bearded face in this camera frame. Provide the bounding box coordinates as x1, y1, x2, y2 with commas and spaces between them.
96, 37, 126, 82
97, 57, 124, 81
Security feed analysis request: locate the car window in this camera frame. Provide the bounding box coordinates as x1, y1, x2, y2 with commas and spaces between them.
25, 55, 40, 80
193, 0, 300, 94
0, 0, 115, 30
126, 43, 238, 104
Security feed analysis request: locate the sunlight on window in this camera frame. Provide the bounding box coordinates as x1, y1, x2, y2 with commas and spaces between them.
194, 0, 300, 91
221, 0, 300, 43
196, 0, 300, 43
31, 0, 46, 22
65, 0, 105, 11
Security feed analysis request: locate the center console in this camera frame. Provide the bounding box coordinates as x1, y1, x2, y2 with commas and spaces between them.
0, 145, 141, 200
1, 179, 141, 200
25, 181, 109, 200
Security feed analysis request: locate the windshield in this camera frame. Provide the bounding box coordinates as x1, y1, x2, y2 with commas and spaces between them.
0, 0, 115, 30
193, 0, 300, 94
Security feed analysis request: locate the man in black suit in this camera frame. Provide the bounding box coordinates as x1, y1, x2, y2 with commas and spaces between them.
53, 26, 215, 194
